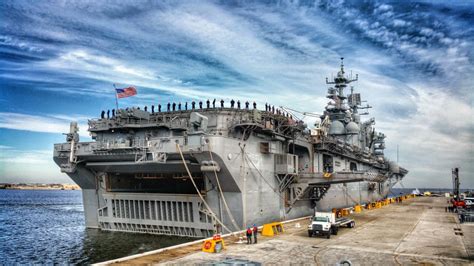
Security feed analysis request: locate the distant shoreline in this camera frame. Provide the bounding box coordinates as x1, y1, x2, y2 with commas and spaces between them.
0, 184, 81, 190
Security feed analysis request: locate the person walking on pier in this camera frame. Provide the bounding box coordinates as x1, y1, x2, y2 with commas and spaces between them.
252, 224, 258, 244
246, 227, 252, 244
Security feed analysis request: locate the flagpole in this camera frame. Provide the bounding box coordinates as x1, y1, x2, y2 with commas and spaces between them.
113, 84, 119, 110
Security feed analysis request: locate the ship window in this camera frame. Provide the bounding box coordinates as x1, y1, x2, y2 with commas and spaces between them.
350, 162, 357, 171
322, 154, 333, 173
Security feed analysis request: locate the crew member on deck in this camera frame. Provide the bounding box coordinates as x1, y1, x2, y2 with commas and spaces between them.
265, 103, 268, 111
220, 99, 224, 108
192, 101, 196, 109
158, 104, 161, 112
151, 105, 155, 114
167, 102, 170, 112
237, 100, 241, 109
206, 99, 210, 109
112, 109, 115, 117
144, 106, 148, 112
212, 99, 216, 108
172, 102, 176, 111
101, 110, 105, 119
199, 101, 203, 109
230, 99, 235, 108
253, 102, 257, 109
107, 110, 110, 119
245, 101, 249, 109
178, 102, 182, 110
272, 106, 275, 113
185, 102, 188, 110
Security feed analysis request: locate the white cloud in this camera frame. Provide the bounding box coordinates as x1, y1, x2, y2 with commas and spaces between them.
0, 112, 90, 137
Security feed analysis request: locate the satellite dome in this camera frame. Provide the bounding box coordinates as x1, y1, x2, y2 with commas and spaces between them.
346, 122, 360, 134
329, 120, 345, 135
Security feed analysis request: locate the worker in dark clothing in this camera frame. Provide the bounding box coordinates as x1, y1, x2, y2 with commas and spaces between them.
253, 102, 257, 109
230, 99, 235, 108
212, 99, 216, 108
245, 101, 249, 109
107, 110, 110, 119
112, 109, 115, 117
220, 99, 224, 108
178, 102, 182, 110
272, 106, 275, 113
246, 227, 252, 244
101, 110, 105, 119
206, 99, 210, 109
192, 101, 196, 109
151, 105, 155, 114
253, 224, 258, 244
158, 104, 161, 112
237, 100, 241, 109
185, 102, 188, 110
144, 106, 148, 112
172, 102, 176, 111
167, 102, 170, 111
199, 101, 203, 109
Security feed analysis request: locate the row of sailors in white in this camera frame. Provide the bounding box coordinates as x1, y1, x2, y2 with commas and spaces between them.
100, 100, 292, 119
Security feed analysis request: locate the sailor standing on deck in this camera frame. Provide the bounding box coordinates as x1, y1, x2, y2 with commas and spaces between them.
252, 224, 258, 244
206, 99, 210, 109
220, 99, 224, 108
246, 227, 252, 244
212, 99, 216, 108
167, 102, 171, 112
230, 99, 235, 108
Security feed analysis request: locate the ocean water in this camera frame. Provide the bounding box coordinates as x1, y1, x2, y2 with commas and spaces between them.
0, 190, 193, 264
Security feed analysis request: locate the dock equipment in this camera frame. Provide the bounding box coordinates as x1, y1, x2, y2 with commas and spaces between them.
261, 222, 284, 236
202, 235, 225, 253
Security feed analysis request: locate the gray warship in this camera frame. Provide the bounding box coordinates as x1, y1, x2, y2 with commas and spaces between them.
53, 59, 408, 237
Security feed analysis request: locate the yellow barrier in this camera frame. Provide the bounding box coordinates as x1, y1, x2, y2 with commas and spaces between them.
202, 235, 225, 253
261, 222, 284, 236
354, 205, 362, 213
375, 202, 382, 208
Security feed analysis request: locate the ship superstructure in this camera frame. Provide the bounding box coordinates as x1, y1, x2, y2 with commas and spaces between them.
53, 59, 407, 237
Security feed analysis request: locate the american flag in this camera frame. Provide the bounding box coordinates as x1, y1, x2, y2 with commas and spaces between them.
115, 86, 137, 98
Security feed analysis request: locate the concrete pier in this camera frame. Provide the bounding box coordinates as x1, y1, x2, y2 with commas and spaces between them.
102, 197, 473, 265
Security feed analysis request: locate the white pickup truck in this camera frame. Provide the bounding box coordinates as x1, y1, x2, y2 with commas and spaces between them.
307, 212, 355, 238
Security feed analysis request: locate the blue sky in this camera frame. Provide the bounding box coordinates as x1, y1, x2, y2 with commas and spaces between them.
0, 0, 473, 188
